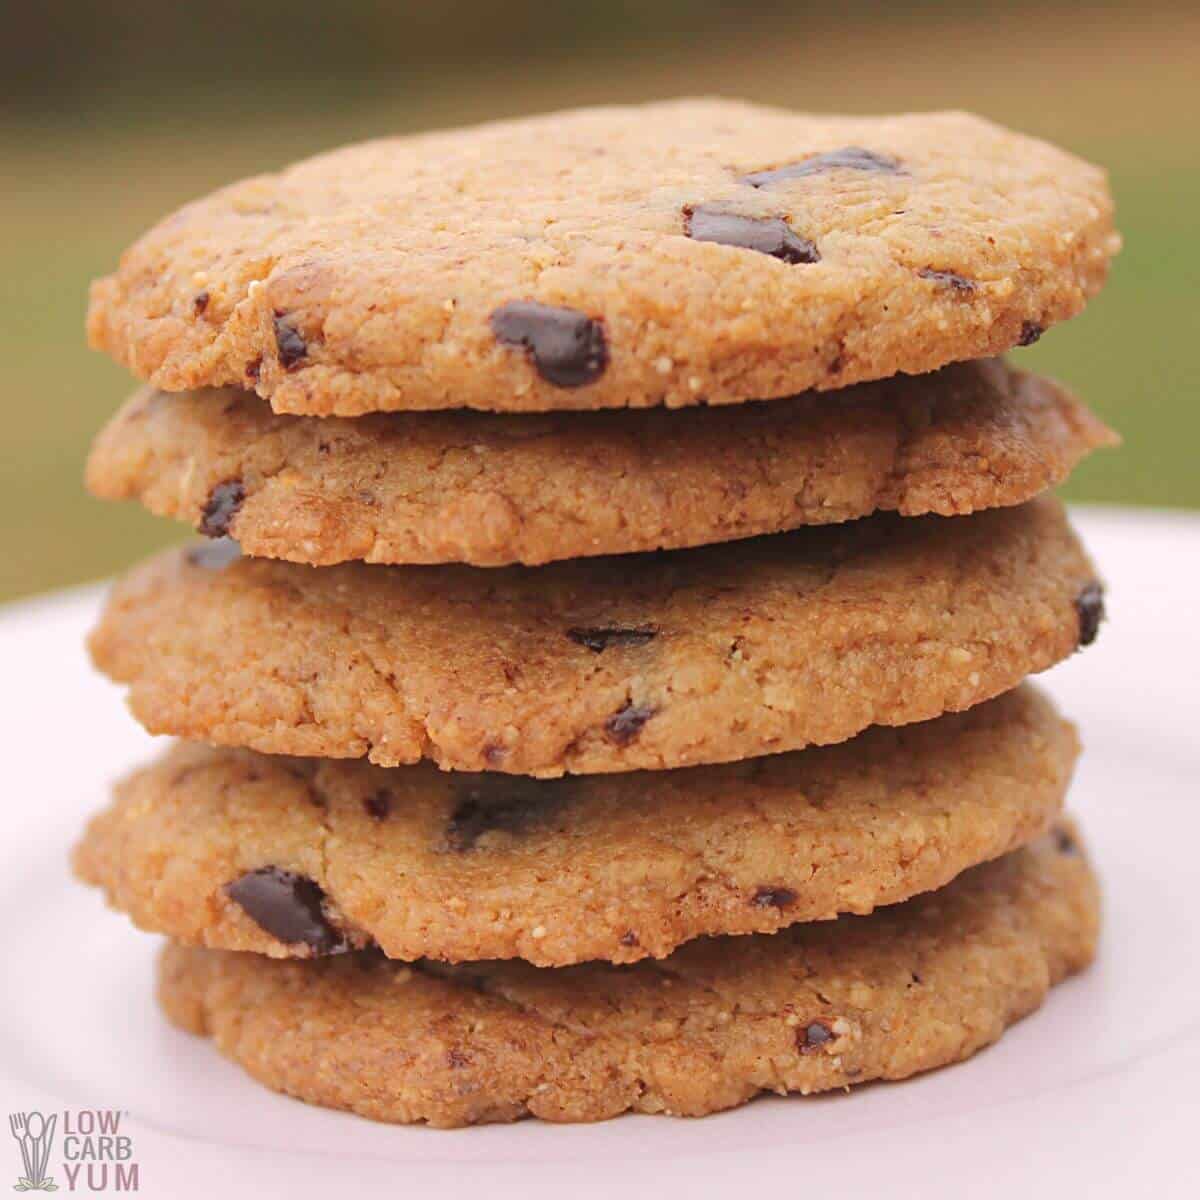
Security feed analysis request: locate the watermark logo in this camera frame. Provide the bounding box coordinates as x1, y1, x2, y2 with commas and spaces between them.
9, 1112, 57, 1192
8, 1112, 138, 1193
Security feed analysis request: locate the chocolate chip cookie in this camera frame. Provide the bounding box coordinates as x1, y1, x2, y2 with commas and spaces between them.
157, 826, 1099, 1126
74, 686, 1076, 965
86, 359, 1115, 567
88, 496, 1102, 776
87, 100, 1118, 416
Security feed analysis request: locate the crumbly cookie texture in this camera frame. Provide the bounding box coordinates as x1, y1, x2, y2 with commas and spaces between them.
88, 497, 1101, 776
158, 825, 1099, 1127
73, 686, 1077, 966
86, 359, 1115, 567
87, 99, 1118, 416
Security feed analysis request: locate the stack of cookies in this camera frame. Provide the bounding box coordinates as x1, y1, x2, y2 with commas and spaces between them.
74, 100, 1120, 1127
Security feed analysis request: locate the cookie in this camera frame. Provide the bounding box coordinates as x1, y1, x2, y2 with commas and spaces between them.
86, 359, 1115, 567
88, 496, 1101, 776
87, 99, 1118, 416
158, 825, 1099, 1126
74, 686, 1077, 966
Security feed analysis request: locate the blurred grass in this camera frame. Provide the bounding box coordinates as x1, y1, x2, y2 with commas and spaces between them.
2, 2, 1197, 602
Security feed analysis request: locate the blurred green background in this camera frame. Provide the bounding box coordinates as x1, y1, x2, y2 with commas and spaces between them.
2, 1, 1197, 602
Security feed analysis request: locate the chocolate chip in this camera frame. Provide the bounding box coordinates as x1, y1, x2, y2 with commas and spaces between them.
1018, 320, 1044, 346
683, 207, 819, 264
567, 626, 657, 653
752, 886, 797, 909
199, 479, 245, 538
1054, 826, 1078, 855
193, 290, 210, 316
919, 268, 977, 295
742, 147, 902, 188
605, 701, 656, 746
445, 778, 569, 851
619, 930, 640, 948
797, 1020, 835, 1054
273, 312, 308, 370
489, 301, 607, 388
1075, 581, 1104, 647
364, 791, 392, 821
225, 867, 344, 954
185, 538, 241, 569
245, 356, 262, 382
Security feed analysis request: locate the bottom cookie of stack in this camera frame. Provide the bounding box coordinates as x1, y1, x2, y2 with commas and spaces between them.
158, 828, 1098, 1128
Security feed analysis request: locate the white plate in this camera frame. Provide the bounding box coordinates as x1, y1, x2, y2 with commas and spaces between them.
1, 506, 1198, 1199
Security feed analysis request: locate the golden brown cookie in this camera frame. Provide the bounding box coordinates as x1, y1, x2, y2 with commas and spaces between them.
158, 825, 1100, 1126
73, 686, 1077, 966
88, 497, 1102, 776
85, 360, 1115, 567
87, 100, 1118, 416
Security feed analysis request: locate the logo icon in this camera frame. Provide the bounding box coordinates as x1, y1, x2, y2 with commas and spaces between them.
8, 1112, 57, 1192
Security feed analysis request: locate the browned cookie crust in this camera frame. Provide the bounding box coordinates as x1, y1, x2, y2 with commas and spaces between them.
86, 359, 1115, 567
158, 825, 1099, 1126
89, 497, 1101, 776
74, 686, 1077, 966
87, 100, 1118, 416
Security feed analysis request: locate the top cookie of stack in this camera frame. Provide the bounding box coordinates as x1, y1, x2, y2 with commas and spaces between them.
84, 100, 1117, 781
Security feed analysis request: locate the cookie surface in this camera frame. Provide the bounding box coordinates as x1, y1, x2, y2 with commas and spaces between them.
89, 497, 1101, 775
74, 686, 1077, 966
86, 359, 1114, 567
87, 100, 1118, 416
158, 826, 1099, 1126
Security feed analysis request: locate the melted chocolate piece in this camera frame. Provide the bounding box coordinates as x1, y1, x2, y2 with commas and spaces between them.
684, 207, 819, 264
225, 867, 344, 954
919, 268, 977, 295
199, 479, 245, 538
489, 301, 607, 387
445, 778, 569, 851
605, 701, 656, 746
797, 1020, 835, 1054
273, 312, 308, 370
567, 626, 657, 653
1075, 582, 1104, 647
1018, 321, 1044, 346
193, 290, 210, 316
742, 147, 902, 188
364, 791, 392, 821
751, 886, 797, 909
185, 538, 241, 569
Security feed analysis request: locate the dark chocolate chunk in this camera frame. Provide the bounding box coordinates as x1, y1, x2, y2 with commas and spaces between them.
1075, 582, 1104, 648
185, 538, 241, 569
683, 207, 819, 264
742, 147, 902, 188
797, 1020, 835, 1054
567, 626, 657, 653
364, 791, 392, 821
489, 301, 607, 387
752, 886, 797, 909
1018, 320, 1044, 346
919, 268, 977, 295
199, 479, 245, 538
605, 701, 656, 746
445, 777, 570, 851
225, 867, 344, 954
193, 290, 210, 316
273, 312, 308, 370
1054, 826, 1079, 855
245, 356, 262, 382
